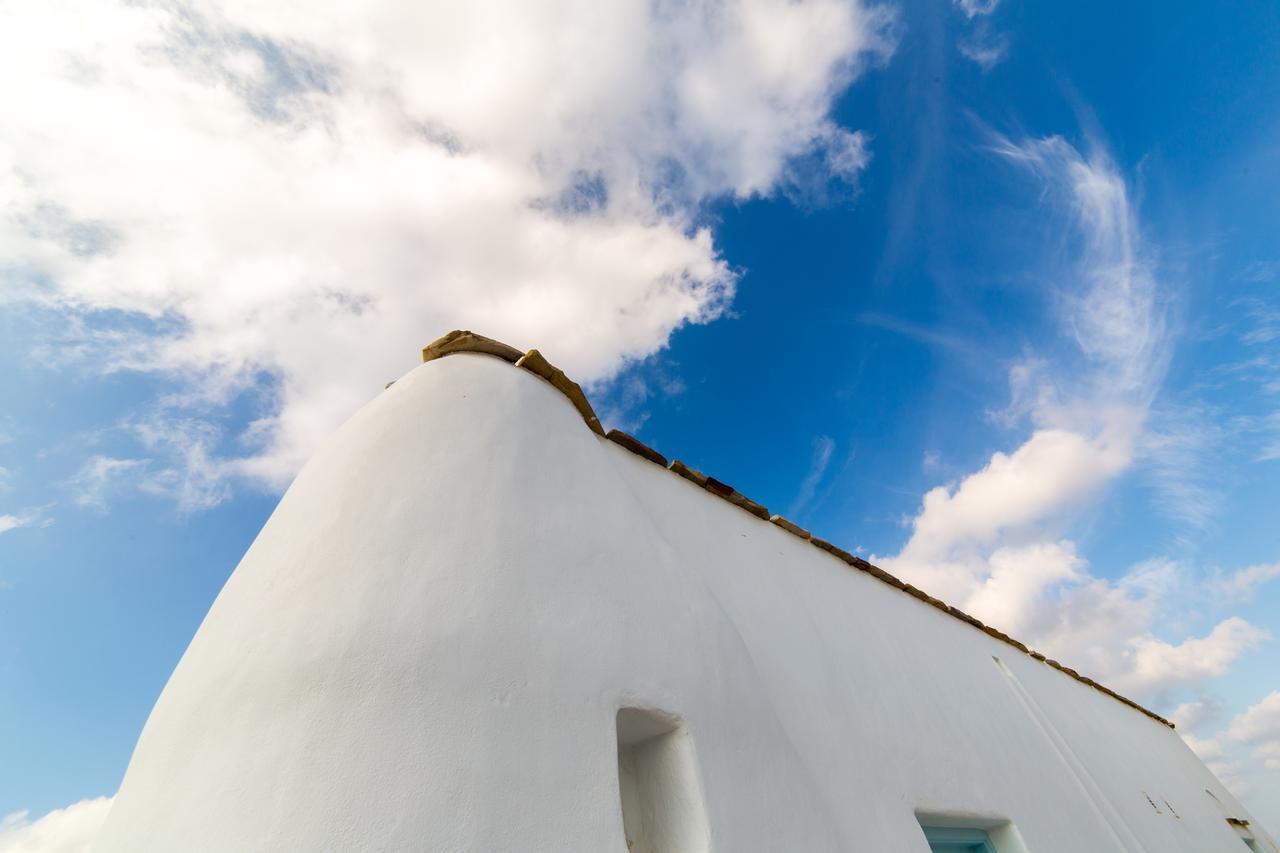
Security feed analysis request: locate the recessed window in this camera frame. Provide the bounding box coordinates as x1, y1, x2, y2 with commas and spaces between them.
615, 708, 711, 853
916, 816, 1030, 853
920, 826, 997, 853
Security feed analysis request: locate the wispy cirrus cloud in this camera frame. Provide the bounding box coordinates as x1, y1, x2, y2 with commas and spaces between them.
957, 33, 1010, 71
789, 434, 836, 518
66, 457, 146, 514
1238, 260, 1280, 284
952, 0, 1000, 18
1138, 404, 1226, 533
1, 0, 894, 501
952, 0, 1008, 70
66, 418, 231, 514
879, 133, 1267, 702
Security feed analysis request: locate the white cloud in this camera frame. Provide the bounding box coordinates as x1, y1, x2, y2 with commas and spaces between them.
67, 420, 231, 512
1256, 741, 1280, 772
1183, 732, 1225, 762
952, 0, 1006, 69
1170, 696, 1224, 732
0, 797, 112, 853
0, 506, 51, 535
1228, 692, 1280, 773
819, 128, 873, 184
1228, 691, 1280, 745
1, 0, 893, 493
0, 515, 27, 535
988, 137, 1164, 395
960, 541, 1084, 636
887, 427, 1131, 601
953, 0, 1000, 18
67, 457, 147, 513
1215, 561, 1280, 604
879, 135, 1266, 701
957, 27, 1009, 70
1121, 618, 1268, 697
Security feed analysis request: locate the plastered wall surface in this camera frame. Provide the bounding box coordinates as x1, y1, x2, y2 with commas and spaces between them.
93, 351, 1276, 852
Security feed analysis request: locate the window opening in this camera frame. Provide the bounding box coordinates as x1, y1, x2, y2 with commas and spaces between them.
920, 826, 998, 853
616, 708, 711, 853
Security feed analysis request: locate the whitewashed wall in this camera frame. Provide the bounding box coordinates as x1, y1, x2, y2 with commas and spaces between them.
93, 352, 1276, 852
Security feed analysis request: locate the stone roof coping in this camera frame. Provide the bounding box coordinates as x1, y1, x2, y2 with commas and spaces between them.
414, 330, 1175, 730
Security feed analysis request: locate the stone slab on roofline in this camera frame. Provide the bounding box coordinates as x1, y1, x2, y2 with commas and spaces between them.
606, 430, 668, 468
769, 515, 811, 540
515, 349, 606, 436
422, 329, 524, 364
416, 329, 1175, 730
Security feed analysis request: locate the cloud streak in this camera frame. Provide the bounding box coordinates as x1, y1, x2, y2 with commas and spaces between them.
789, 434, 836, 518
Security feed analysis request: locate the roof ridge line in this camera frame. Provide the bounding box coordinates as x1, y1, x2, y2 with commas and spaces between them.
418, 330, 1174, 730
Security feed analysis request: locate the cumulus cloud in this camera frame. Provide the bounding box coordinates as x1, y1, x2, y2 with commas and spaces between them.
1170, 696, 1225, 732
888, 428, 1130, 602
0, 797, 112, 853
879, 135, 1265, 701
1122, 618, 1268, 697
1229, 692, 1280, 745
1, 0, 892, 493
1227, 692, 1280, 775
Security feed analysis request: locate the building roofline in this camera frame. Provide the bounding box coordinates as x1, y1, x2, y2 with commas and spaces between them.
418, 329, 1174, 730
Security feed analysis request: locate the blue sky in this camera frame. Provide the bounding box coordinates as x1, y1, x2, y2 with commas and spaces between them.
2, 0, 1280, 845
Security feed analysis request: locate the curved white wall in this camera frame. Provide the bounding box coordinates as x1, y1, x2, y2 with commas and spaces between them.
93, 352, 1276, 852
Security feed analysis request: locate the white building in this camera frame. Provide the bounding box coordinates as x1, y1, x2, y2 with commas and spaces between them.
93, 331, 1277, 852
